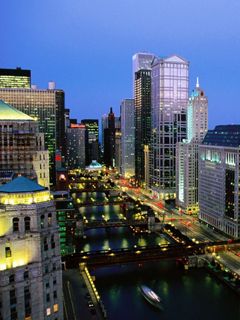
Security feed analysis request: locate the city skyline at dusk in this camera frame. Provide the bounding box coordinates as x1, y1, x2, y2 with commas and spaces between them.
1, 0, 240, 127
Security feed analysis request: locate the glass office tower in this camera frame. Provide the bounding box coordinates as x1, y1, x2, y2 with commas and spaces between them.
120, 99, 135, 178
150, 55, 189, 200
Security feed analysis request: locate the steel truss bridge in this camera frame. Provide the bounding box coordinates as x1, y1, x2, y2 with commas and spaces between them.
63, 239, 240, 268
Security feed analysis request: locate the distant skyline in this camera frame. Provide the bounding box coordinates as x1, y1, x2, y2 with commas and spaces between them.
1, 0, 240, 128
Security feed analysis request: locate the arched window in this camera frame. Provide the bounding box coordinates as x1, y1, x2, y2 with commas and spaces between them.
12, 217, 19, 232
40, 215, 45, 229
48, 213, 52, 226
24, 217, 31, 231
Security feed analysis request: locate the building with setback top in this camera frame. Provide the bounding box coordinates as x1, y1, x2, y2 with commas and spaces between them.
0, 83, 65, 182
0, 100, 49, 188
176, 79, 208, 214
103, 108, 116, 167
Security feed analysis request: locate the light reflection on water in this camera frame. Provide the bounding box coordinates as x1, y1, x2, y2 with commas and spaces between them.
94, 262, 240, 320
79, 192, 240, 320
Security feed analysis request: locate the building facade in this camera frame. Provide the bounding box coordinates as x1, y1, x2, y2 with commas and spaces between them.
134, 69, 152, 184
120, 99, 135, 178
176, 81, 208, 213
81, 119, 99, 165
150, 55, 189, 200
0, 68, 31, 89
199, 125, 240, 238
0, 85, 65, 179
66, 124, 86, 169
103, 108, 116, 167
115, 130, 122, 173
0, 176, 63, 320
0, 100, 49, 188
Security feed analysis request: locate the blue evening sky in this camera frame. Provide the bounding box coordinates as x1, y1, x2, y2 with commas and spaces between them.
1, 0, 240, 128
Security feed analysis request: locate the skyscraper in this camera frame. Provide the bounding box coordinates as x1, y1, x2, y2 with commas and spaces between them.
134, 69, 152, 184
66, 124, 86, 169
0, 176, 63, 320
103, 107, 116, 167
0, 68, 31, 88
199, 125, 240, 238
0, 100, 49, 188
81, 119, 99, 164
115, 129, 122, 173
150, 55, 189, 200
132, 52, 155, 79
176, 80, 208, 213
120, 99, 135, 178
0, 84, 65, 180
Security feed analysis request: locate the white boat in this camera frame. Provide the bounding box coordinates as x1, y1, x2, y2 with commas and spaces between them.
139, 285, 162, 309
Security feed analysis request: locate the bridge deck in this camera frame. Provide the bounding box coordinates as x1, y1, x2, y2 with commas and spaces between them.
63, 239, 240, 268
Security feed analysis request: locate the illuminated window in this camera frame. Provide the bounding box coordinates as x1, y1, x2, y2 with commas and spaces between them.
5, 247, 11, 258
53, 304, 58, 313
46, 308, 51, 316
13, 218, 19, 232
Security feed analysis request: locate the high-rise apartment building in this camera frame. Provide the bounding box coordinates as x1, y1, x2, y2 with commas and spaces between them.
176, 81, 208, 213
81, 119, 99, 164
0, 100, 49, 188
66, 124, 86, 169
199, 125, 240, 238
150, 55, 189, 199
134, 69, 152, 184
0, 176, 63, 320
0, 85, 65, 179
103, 108, 116, 167
120, 99, 135, 178
0, 68, 31, 88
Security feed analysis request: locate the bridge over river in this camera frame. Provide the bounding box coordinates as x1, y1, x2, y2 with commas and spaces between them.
63, 239, 240, 268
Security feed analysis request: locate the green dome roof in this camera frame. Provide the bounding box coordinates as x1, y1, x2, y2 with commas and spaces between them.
0, 100, 34, 121
0, 176, 45, 193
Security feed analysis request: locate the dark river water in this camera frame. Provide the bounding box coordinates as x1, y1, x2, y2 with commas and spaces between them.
77, 192, 240, 320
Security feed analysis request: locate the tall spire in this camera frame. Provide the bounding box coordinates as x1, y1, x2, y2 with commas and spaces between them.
196, 77, 200, 88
